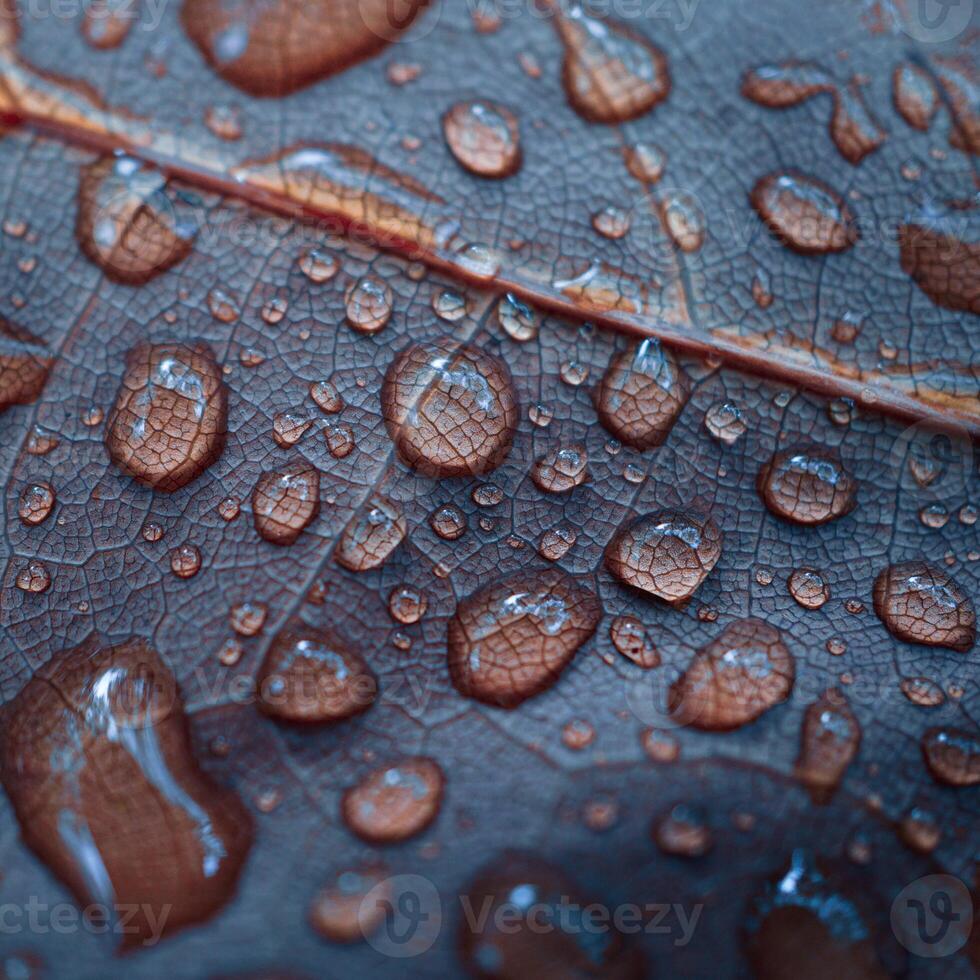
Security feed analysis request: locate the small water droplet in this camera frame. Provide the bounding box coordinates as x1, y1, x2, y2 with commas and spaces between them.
26, 426, 59, 456
335, 496, 406, 572
430, 503, 467, 540
538, 525, 577, 562
532, 443, 589, 493
704, 401, 747, 445
261, 294, 288, 325
142, 521, 164, 543
751, 171, 857, 254
442, 100, 522, 178
218, 496, 240, 521
758, 444, 857, 525
497, 292, 538, 342
794, 689, 860, 803
324, 421, 356, 459
207, 287, 240, 323
642, 728, 679, 762
342, 757, 444, 843
388, 585, 427, 625
16, 560, 51, 593
609, 615, 659, 667
432, 287, 468, 322
654, 804, 712, 858
899, 807, 940, 853
204, 103, 243, 140
561, 718, 595, 750
559, 359, 590, 386
252, 462, 321, 546
299, 247, 339, 283
528, 402, 552, 427
624, 142, 666, 183
17, 482, 55, 526
170, 544, 202, 579
826, 637, 847, 656
229, 601, 267, 637
472, 484, 504, 507
591, 204, 631, 239
272, 411, 312, 448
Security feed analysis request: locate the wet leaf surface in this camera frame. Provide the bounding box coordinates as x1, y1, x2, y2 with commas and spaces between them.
0, 2, 977, 977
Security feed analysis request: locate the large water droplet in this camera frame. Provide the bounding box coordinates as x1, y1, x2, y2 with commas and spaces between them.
0, 319, 51, 414
892, 63, 938, 132
443, 100, 521, 178
180, 0, 429, 96
341, 757, 444, 843
605, 510, 722, 606
900, 676, 945, 707
553, 5, 670, 123
757, 444, 857, 525
252, 461, 321, 545
335, 495, 406, 572
920, 727, 979, 787
105, 342, 228, 491
76, 157, 196, 283
704, 401, 747, 446
258, 627, 377, 723
448, 568, 601, 707
595, 339, 689, 450
751, 171, 857, 254
458, 853, 646, 977
382, 340, 518, 477
872, 561, 975, 651
0, 637, 251, 946
531, 443, 589, 494
794, 689, 860, 803
669, 618, 794, 730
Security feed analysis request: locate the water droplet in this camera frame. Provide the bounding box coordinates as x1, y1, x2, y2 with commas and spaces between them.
335, 495, 406, 572
900, 676, 944, 707
528, 402, 552, 427
272, 411, 312, 448
170, 544, 202, 579
754, 566, 774, 586
532, 443, 589, 493
751, 267, 773, 308
595, 339, 689, 449
788, 567, 830, 610
751, 171, 857, 254
826, 637, 847, 656
642, 728, 678, 762
539, 525, 577, 562
624, 141, 666, 183
670, 618, 794, 730
0, 637, 251, 944
309, 379, 344, 415
459, 854, 645, 975
743, 62, 885, 163
204, 103, 243, 140
207, 287, 239, 323
744, 851, 883, 976
82, 406, 104, 427
497, 292, 538, 342
454, 241, 502, 282
345, 277, 392, 333
959, 504, 977, 525
794, 689, 860, 803
309, 865, 390, 942
605, 510, 722, 605
217, 496, 240, 521
609, 615, 659, 668
258, 627, 377, 723
661, 191, 705, 252
105, 342, 228, 492
181, 0, 428, 96
15, 560, 50, 593
582, 795, 618, 832
559, 360, 590, 387
141, 521, 163, 542
653, 804, 712, 858
217, 638, 243, 666
229, 601, 267, 637
831, 312, 863, 345
388, 585, 427, 624
758, 444, 857, 525
920, 727, 979, 787
704, 401, 746, 446
553, 5, 670, 123
442, 100, 521, 178
323, 421, 356, 459
899, 807, 940, 853
76, 157, 195, 283
17, 482, 55, 526
919, 502, 949, 529
25, 425, 59, 456
561, 718, 595, 750
591, 205, 631, 239
299, 247, 339, 284
342, 757, 444, 843
261, 294, 288, 325
899, 203, 977, 314
430, 503, 466, 540
432, 287, 468, 322
892, 63, 939, 131
872, 561, 975, 651
382, 340, 518, 477
252, 462, 321, 546
448, 568, 601, 707
238, 347, 264, 368
81, 0, 133, 48
472, 484, 504, 507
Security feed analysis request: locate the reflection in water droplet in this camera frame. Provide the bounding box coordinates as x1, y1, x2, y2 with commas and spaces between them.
81, 0, 134, 49
553, 5, 670, 123
670, 618, 794, 730
432, 287, 468, 322
382, 341, 518, 478
497, 292, 538, 341
758, 444, 857, 526
310, 379, 343, 414
873, 561, 975, 651
661, 191, 705, 252
751, 171, 857, 254
430, 503, 466, 540
443, 100, 522, 178
606, 510, 722, 605
341, 757, 444, 843
596, 339, 689, 450
272, 411, 312, 448
388, 584, 427, 624
448, 568, 602, 707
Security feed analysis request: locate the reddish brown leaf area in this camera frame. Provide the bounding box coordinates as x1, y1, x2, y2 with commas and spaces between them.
0, 2, 977, 978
